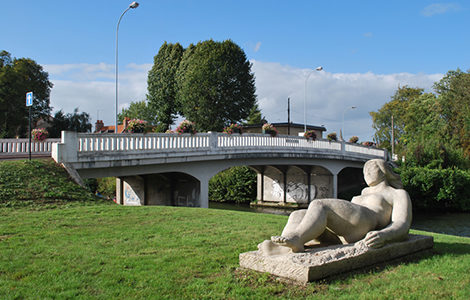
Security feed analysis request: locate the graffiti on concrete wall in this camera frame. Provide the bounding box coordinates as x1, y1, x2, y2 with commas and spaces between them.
271, 180, 316, 202
124, 184, 141, 205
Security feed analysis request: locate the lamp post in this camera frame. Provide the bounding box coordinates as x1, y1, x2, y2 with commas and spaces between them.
115, 1, 139, 133
341, 106, 356, 141
304, 66, 323, 133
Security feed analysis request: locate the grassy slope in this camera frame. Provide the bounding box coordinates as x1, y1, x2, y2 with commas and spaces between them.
1, 205, 469, 299
0, 159, 102, 207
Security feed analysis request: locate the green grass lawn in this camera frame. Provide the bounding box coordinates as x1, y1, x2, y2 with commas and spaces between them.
1, 204, 469, 299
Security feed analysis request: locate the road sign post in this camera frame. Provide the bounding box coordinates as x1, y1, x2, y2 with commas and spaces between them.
26, 92, 33, 161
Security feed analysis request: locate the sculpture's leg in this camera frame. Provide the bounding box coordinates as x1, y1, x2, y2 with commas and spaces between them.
272, 202, 328, 252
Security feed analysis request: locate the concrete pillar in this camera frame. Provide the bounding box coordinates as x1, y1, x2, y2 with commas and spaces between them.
332, 173, 338, 198
199, 176, 209, 208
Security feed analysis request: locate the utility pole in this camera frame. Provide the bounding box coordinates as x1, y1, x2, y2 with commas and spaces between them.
391, 115, 395, 157
287, 97, 291, 135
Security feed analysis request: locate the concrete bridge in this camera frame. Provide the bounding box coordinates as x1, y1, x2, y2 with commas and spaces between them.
51, 131, 388, 208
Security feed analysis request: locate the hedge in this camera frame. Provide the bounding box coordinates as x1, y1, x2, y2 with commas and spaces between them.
397, 166, 470, 212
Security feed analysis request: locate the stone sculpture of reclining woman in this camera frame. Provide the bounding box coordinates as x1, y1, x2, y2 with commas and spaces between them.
259, 159, 412, 255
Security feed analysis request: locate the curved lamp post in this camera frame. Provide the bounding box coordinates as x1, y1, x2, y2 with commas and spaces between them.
341, 106, 356, 141
304, 66, 323, 133
115, 1, 139, 133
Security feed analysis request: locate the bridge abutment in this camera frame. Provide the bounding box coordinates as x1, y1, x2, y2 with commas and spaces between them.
116, 173, 203, 207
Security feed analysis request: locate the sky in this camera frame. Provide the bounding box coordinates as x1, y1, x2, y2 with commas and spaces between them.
2, 0, 469, 141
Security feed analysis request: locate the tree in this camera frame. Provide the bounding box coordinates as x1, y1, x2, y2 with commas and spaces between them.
0, 50, 53, 137
147, 42, 184, 131
244, 103, 266, 125
48, 108, 92, 138
433, 69, 470, 158
118, 100, 158, 125
176, 40, 257, 132
370, 86, 424, 153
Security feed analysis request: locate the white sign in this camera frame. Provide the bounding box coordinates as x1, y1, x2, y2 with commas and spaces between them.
26, 92, 33, 107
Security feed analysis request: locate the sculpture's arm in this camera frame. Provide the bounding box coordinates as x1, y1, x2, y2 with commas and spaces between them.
364, 189, 412, 248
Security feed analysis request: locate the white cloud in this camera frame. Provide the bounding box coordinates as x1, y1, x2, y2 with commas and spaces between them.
251, 60, 442, 141
254, 42, 262, 53
45, 61, 442, 141
421, 3, 461, 17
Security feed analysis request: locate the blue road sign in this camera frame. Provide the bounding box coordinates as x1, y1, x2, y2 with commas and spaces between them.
26, 92, 33, 107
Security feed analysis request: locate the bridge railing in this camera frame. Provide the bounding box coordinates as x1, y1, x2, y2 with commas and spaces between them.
0, 138, 60, 156
52, 131, 386, 163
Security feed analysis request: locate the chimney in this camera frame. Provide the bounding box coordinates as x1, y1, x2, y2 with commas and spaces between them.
95, 120, 104, 133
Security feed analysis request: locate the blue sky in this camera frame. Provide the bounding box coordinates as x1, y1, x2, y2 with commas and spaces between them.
2, 0, 469, 140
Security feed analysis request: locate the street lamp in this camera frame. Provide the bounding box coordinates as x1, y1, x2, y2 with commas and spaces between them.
115, 1, 139, 133
341, 106, 357, 141
304, 66, 323, 133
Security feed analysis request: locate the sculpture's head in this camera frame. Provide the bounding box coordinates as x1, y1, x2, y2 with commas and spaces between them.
364, 159, 403, 189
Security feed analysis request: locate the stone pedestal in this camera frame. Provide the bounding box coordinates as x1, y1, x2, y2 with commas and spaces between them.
239, 234, 433, 283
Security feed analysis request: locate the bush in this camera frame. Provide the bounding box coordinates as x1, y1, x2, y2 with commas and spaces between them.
303, 130, 317, 140
176, 120, 197, 134
126, 119, 147, 133
397, 166, 470, 212
349, 136, 359, 143
31, 128, 48, 141
223, 123, 243, 135
327, 132, 337, 141
209, 166, 257, 204
262, 123, 278, 137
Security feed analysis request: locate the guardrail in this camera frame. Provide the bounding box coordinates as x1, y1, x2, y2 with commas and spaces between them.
52, 131, 386, 163
0, 138, 60, 156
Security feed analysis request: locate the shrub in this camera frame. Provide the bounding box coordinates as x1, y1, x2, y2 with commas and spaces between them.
209, 166, 257, 204
349, 136, 359, 143
176, 120, 197, 134
303, 130, 317, 140
262, 123, 278, 137
362, 141, 375, 147
327, 132, 337, 141
396, 166, 470, 212
126, 119, 147, 133
31, 128, 48, 141
223, 123, 243, 135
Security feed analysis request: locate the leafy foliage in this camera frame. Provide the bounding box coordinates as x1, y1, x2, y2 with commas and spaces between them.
223, 123, 243, 134
48, 108, 92, 138
371, 71, 470, 169
327, 132, 337, 141
397, 166, 470, 211
0, 50, 53, 138
175, 40, 257, 132
118, 100, 158, 126
125, 119, 147, 133
31, 128, 48, 141
209, 166, 257, 204
303, 130, 317, 140
147, 42, 184, 131
262, 123, 278, 136
176, 120, 197, 134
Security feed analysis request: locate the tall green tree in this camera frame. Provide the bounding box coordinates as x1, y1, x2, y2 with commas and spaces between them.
48, 108, 92, 138
0, 51, 53, 137
370, 86, 424, 153
175, 40, 257, 132
433, 69, 470, 158
147, 42, 184, 131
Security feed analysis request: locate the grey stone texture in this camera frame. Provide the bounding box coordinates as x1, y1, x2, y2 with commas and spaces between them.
239, 234, 433, 283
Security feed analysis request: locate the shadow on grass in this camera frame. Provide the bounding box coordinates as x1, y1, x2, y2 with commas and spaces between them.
433, 241, 470, 256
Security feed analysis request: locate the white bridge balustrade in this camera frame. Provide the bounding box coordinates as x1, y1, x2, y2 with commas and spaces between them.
51, 131, 388, 208
0, 138, 60, 157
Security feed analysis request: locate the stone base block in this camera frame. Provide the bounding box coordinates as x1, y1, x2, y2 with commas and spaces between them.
239, 234, 433, 283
